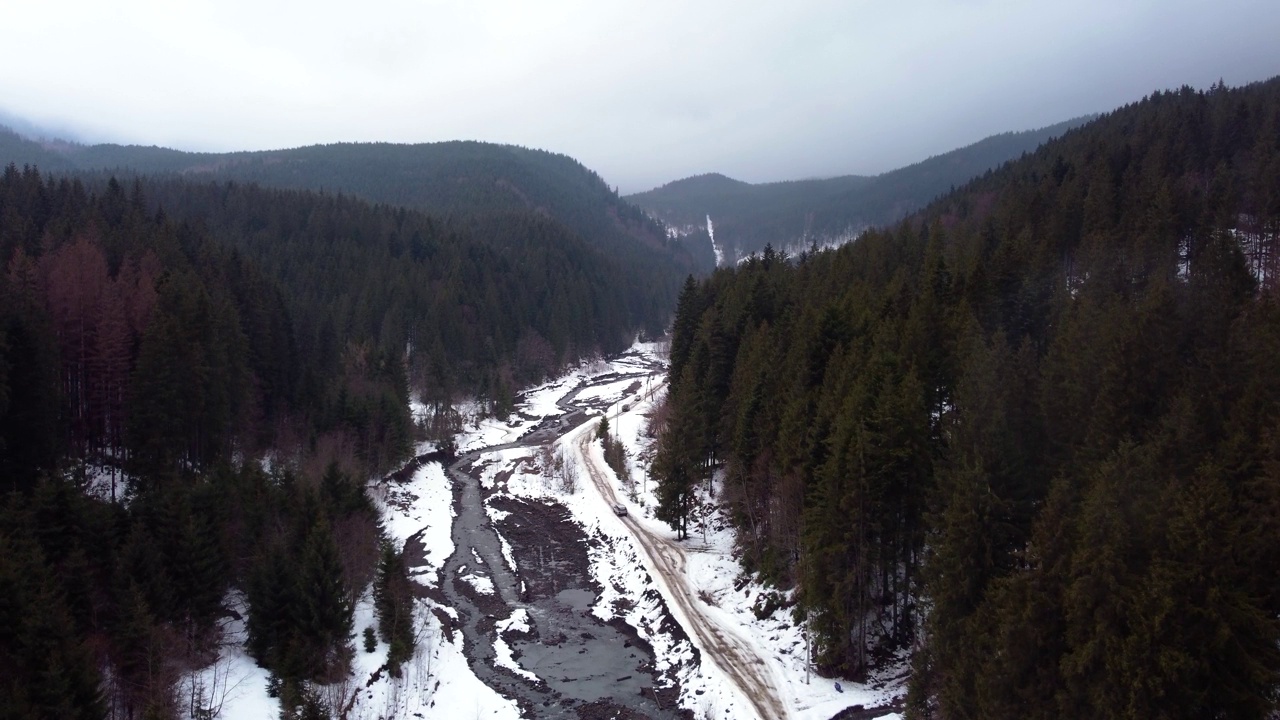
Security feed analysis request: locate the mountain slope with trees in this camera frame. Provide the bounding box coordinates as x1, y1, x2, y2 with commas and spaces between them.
0, 166, 408, 717
0, 144, 689, 714
0, 129, 714, 278
653, 77, 1280, 718
629, 116, 1093, 262
126, 175, 675, 406
0, 132, 697, 400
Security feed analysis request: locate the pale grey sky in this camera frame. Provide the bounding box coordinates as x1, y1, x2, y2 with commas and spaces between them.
1, 0, 1277, 192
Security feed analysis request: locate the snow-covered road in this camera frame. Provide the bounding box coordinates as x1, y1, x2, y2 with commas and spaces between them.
553, 344, 905, 720
570, 419, 791, 719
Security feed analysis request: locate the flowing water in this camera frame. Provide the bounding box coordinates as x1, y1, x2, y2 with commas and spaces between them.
434, 355, 676, 718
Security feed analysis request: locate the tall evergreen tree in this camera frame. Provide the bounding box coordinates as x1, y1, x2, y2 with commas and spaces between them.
293, 515, 353, 681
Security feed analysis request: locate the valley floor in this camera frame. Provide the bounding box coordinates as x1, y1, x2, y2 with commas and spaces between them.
187, 341, 905, 719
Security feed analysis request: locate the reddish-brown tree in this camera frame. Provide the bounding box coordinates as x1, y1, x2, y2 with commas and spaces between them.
43, 233, 109, 459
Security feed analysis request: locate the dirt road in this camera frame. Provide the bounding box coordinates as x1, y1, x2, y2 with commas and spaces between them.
572, 426, 791, 720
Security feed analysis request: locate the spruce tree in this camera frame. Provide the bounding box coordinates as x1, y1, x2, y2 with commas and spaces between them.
374, 539, 415, 675
0, 533, 104, 720
246, 544, 297, 672
294, 516, 353, 681
668, 275, 702, 383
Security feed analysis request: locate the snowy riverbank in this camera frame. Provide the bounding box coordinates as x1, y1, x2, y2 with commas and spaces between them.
181, 341, 903, 719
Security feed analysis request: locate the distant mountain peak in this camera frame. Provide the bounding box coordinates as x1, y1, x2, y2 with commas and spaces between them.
627, 115, 1095, 263
648, 172, 751, 193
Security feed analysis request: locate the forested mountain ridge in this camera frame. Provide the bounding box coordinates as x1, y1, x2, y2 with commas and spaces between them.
629, 116, 1093, 262
123, 175, 674, 399
0, 129, 714, 276
0, 127, 701, 406
654, 77, 1280, 719
0, 152, 687, 715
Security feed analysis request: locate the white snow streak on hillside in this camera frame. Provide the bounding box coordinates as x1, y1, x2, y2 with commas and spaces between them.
707, 213, 725, 267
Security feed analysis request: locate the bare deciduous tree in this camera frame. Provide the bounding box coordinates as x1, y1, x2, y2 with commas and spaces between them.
182, 648, 248, 720
334, 513, 380, 607
557, 447, 577, 494
537, 443, 556, 492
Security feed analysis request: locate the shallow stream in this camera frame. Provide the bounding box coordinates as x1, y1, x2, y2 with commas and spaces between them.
436, 354, 676, 718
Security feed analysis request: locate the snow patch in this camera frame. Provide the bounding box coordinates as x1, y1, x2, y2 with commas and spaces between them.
378, 461, 454, 582
493, 609, 538, 682
76, 462, 135, 504
457, 564, 496, 595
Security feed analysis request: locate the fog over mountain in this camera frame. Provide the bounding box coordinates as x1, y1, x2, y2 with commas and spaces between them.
3, 0, 1277, 192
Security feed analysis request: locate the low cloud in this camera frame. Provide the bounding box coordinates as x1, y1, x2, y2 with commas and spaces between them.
2, 0, 1276, 192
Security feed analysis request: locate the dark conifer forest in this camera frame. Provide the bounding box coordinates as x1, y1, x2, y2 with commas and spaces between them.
0, 132, 711, 275
0, 151, 682, 715
654, 78, 1280, 718
128, 175, 680, 399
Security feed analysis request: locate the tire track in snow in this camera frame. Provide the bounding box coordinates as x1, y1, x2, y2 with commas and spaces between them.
573, 428, 790, 720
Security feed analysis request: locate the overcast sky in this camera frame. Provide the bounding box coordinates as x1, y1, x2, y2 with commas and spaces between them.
2, 0, 1277, 193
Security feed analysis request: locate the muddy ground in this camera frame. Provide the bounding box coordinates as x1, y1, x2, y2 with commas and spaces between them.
489, 494, 693, 719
